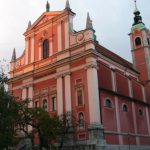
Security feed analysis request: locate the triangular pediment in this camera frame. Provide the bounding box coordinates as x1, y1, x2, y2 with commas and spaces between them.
26, 11, 63, 32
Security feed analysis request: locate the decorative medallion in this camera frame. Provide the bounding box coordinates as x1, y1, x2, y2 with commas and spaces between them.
76, 33, 84, 43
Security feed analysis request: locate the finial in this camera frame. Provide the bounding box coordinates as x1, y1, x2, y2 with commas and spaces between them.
11, 48, 16, 62
132, 0, 144, 26
65, 0, 71, 10
134, 0, 139, 13
28, 20, 31, 28
86, 12, 93, 29
46, 1, 50, 12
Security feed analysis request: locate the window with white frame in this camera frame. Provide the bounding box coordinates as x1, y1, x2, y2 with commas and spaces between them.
122, 104, 128, 112
105, 98, 112, 108
77, 89, 83, 106
43, 39, 49, 59
42, 99, 47, 111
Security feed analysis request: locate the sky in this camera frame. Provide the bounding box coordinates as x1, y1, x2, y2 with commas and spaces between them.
0, 0, 150, 68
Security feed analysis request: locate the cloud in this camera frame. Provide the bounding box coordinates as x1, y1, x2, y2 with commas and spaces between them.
0, 0, 150, 64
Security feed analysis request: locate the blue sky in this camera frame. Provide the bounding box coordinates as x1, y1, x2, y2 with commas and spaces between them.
0, 0, 150, 66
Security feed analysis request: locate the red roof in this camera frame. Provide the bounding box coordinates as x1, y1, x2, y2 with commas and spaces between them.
95, 43, 138, 73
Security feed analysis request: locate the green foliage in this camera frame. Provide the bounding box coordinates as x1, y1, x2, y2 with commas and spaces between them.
0, 73, 78, 150
0, 73, 18, 149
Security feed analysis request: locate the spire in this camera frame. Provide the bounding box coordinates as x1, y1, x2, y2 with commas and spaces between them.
133, 0, 144, 26
28, 20, 31, 28
65, 0, 71, 10
134, 0, 138, 12
86, 12, 93, 29
11, 48, 16, 63
46, 1, 50, 12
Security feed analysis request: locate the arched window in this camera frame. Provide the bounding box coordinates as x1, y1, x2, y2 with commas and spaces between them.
105, 98, 112, 108
135, 37, 141, 46
78, 112, 84, 129
43, 39, 49, 59
122, 104, 128, 112
139, 109, 143, 116
42, 99, 47, 111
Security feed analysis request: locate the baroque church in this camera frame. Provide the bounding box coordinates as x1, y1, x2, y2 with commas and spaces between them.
9, 0, 150, 150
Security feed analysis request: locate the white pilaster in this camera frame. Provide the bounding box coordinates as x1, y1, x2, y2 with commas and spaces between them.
28, 86, 33, 108
64, 73, 71, 112
142, 86, 146, 102
65, 19, 69, 49
111, 69, 116, 91
132, 102, 140, 145
146, 107, 150, 135
57, 76, 63, 115
86, 57, 101, 124
31, 36, 35, 63
115, 96, 123, 145
22, 88, 26, 100
49, 38, 53, 56
25, 39, 29, 65
58, 21, 62, 52
39, 46, 42, 60
128, 78, 133, 98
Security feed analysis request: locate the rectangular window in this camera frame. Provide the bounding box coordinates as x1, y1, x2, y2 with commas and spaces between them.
51, 96, 56, 112
34, 101, 38, 108
77, 89, 83, 106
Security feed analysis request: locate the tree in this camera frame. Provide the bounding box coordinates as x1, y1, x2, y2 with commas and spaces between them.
0, 73, 18, 149
16, 100, 62, 150
57, 111, 79, 150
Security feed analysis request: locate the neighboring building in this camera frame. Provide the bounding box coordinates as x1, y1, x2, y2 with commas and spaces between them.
9, 1, 150, 150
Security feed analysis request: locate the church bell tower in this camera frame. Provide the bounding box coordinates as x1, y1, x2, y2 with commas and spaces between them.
129, 0, 150, 82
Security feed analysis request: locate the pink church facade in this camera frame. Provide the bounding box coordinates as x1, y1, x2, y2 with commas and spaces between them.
9, 1, 150, 149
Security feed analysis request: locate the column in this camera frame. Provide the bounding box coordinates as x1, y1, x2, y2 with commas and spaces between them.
25, 38, 29, 65
31, 35, 35, 63
132, 102, 140, 145
28, 86, 33, 108
22, 88, 26, 100
65, 18, 69, 49
142, 86, 146, 102
57, 21, 62, 52
86, 58, 101, 124
115, 96, 123, 145
57, 76, 63, 115
49, 37, 53, 56
146, 107, 150, 135
128, 78, 133, 98
111, 68, 116, 91
86, 57, 105, 145
64, 73, 71, 112
39, 42, 42, 60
